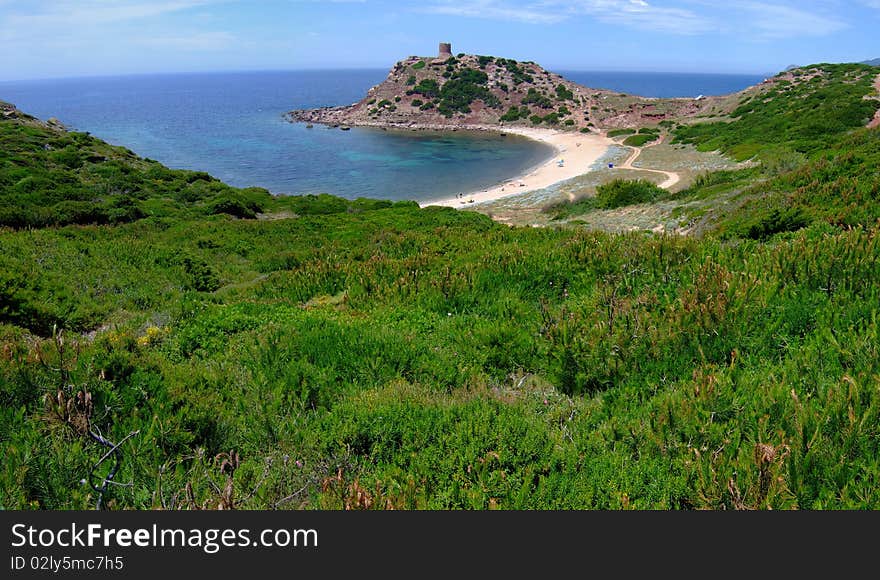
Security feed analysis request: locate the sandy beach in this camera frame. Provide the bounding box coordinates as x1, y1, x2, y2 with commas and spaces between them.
422, 127, 614, 208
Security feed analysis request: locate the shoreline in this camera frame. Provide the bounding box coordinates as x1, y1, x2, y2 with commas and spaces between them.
289, 116, 615, 207
419, 126, 614, 208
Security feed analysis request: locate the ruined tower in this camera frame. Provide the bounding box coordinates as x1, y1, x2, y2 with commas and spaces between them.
438, 42, 453, 59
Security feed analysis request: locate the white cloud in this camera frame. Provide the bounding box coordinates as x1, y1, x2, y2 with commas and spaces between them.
0, 1, 229, 45
422, 0, 713, 33
713, 1, 848, 39
3, 0, 220, 28
420, 0, 849, 37
569, 0, 714, 34
422, 0, 565, 24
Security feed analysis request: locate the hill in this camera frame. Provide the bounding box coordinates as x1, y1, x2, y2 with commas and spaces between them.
288, 43, 725, 132
3, 59, 880, 510
862, 58, 880, 66
533, 62, 880, 234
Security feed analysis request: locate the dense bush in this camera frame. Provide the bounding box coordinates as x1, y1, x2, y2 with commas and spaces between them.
623, 133, 659, 147
555, 84, 574, 101
522, 88, 553, 109
435, 68, 500, 116
410, 79, 440, 99
595, 179, 665, 209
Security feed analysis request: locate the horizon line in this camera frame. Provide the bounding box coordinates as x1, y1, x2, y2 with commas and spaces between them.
1, 65, 782, 84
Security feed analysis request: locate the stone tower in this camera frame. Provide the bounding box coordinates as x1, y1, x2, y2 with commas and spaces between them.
438, 42, 453, 59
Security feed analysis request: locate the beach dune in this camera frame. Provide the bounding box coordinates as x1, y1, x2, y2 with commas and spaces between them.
422, 127, 614, 208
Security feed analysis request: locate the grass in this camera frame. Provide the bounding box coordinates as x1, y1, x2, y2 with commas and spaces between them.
623, 134, 660, 147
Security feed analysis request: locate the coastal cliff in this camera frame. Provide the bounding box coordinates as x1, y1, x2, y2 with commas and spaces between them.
288, 43, 723, 132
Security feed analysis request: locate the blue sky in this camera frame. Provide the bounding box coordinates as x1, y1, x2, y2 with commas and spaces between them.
1, 0, 879, 81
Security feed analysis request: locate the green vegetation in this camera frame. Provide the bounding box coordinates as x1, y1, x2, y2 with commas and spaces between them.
435, 68, 501, 117
497, 58, 534, 85
522, 88, 553, 109
409, 79, 440, 99
675, 64, 878, 160
596, 179, 665, 209
4, 60, 880, 511
500, 106, 529, 122
623, 133, 660, 147
412, 60, 426, 70
543, 195, 598, 220
665, 63, 880, 237
555, 84, 575, 102
406, 75, 417, 86
608, 128, 637, 137
477, 55, 495, 68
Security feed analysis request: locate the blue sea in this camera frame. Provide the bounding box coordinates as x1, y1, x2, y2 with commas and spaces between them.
0, 69, 764, 202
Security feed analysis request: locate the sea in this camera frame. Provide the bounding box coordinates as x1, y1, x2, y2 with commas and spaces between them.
0, 69, 765, 202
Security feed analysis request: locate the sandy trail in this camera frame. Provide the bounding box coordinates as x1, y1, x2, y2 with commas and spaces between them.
618, 137, 681, 190
422, 127, 614, 208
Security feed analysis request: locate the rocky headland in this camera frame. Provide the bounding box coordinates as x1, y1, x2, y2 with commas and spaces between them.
288, 43, 729, 133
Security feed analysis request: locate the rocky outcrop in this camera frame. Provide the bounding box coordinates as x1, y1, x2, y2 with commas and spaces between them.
288, 49, 728, 133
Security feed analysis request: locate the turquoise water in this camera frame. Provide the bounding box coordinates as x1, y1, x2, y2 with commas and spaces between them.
0, 70, 552, 202
0, 69, 764, 202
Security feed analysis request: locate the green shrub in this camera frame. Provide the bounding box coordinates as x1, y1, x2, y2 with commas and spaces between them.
623, 134, 659, 147
411, 79, 440, 99
744, 207, 810, 239
182, 256, 221, 292
522, 88, 553, 109
555, 84, 575, 101
595, 179, 665, 209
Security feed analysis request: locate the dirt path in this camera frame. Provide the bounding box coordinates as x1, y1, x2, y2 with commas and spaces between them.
618, 137, 681, 189
869, 73, 880, 129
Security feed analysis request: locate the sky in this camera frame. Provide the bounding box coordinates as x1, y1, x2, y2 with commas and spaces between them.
1, 0, 879, 81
